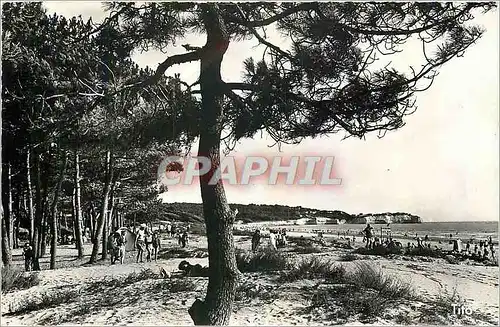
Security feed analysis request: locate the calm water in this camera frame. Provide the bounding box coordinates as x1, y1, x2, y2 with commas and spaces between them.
275, 221, 498, 242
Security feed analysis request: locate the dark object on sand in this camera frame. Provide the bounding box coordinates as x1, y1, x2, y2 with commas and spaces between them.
178, 260, 209, 277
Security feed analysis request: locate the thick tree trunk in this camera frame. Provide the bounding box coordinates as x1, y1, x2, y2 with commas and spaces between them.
73, 151, 84, 258
50, 152, 68, 270
89, 151, 113, 263
1, 208, 13, 266
188, 5, 239, 326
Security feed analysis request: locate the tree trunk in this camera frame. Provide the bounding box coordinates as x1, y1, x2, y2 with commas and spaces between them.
102, 178, 116, 260
32, 153, 43, 271
50, 152, 68, 270
89, 151, 113, 263
102, 216, 108, 260
1, 207, 13, 266
5, 163, 14, 249
73, 151, 84, 258
26, 152, 35, 243
14, 207, 19, 249
188, 5, 239, 326
2, 162, 14, 266
89, 207, 95, 242
40, 210, 47, 257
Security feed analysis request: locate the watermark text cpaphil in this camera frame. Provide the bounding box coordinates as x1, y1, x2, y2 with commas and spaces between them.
157, 155, 342, 186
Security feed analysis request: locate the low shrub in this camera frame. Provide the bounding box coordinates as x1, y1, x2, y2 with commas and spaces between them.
7, 288, 78, 315
236, 248, 290, 272
2, 266, 40, 293
280, 256, 346, 283
235, 280, 277, 304
87, 268, 158, 291
338, 253, 358, 261
291, 245, 323, 254
354, 245, 403, 256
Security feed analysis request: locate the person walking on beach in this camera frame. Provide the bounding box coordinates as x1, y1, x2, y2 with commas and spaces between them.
363, 224, 374, 248
252, 229, 261, 251
180, 230, 188, 248
416, 237, 424, 249
135, 224, 146, 263
269, 231, 277, 250
152, 231, 161, 261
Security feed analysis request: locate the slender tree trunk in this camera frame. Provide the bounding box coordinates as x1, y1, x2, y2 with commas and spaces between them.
14, 207, 19, 249
27, 160, 34, 241
40, 210, 47, 257
188, 5, 239, 325
2, 162, 13, 266
102, 215, 108, 260
50, 152, 68, 269
89, 151, 113, 263
6, 163, 14, 249
102, 179, 116, 260
32, 153, 43, 271
89, 207, 95, 242
73, 151, 84, 258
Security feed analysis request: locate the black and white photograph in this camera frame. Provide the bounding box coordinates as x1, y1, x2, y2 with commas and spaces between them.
1, 1, 498, 326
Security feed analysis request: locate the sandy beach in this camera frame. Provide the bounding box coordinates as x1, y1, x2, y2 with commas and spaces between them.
1, 231, 498, 326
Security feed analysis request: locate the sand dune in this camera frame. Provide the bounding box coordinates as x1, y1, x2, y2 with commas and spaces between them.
2, 235, 498, 326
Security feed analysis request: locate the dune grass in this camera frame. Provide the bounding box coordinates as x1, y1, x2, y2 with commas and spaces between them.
305, 262, 415, 323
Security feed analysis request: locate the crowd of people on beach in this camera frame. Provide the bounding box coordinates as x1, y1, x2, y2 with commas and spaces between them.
358, 223, 497, 261
20, 222, 191, 270
21, 220, 497, 271
251, 228, 287, 251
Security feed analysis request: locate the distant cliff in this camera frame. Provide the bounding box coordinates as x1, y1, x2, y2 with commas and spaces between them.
162, 203, 422, 224
350, 212, 422, 224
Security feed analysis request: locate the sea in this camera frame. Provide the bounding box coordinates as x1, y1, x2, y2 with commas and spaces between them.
273, 221, 498, 243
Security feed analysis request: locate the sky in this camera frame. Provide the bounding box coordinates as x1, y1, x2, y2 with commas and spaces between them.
42, 2, 499, 222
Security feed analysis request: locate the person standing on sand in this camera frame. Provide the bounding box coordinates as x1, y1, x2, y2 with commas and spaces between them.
22, 242, 34, 272
180, 230, 188, 248
152, 231, 161, 261
135, 225, 146, 263
363, 224, 374, 248
252, 229, 261, 251
269, 231, 277, 250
